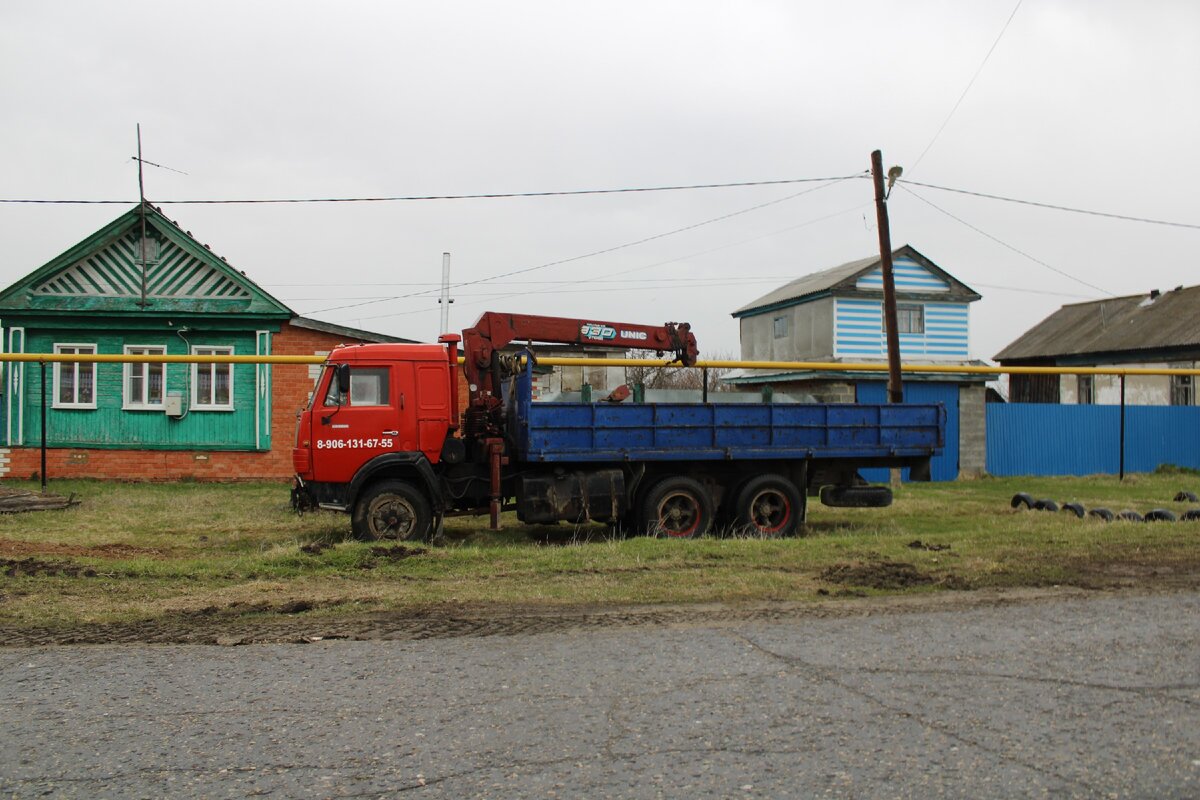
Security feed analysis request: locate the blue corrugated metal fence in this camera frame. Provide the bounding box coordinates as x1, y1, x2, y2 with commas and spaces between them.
986, 403, 1200, 476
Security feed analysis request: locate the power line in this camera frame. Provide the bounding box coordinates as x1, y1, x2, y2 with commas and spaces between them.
911, 0, 1024, 170
326, 202, 868, 325
0, 174, 862, 205
897, 183, 1113, 295
898, 178, 1200, 231
308, 175, 860, 316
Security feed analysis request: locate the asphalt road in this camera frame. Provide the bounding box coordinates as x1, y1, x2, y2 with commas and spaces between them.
2, 591, 1199, 799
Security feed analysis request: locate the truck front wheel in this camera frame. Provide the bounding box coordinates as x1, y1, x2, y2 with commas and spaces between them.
352, 479, 433, 542
640, 477, 713, 538
734, 474, 802, 537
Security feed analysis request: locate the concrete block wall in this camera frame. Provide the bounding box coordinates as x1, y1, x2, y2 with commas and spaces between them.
958, 383, 986, 477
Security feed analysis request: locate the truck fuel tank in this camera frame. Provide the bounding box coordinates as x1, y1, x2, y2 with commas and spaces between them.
516, 469, 627, 525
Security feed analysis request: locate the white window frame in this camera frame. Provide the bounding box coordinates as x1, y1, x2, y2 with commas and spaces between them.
123, 345, 167, 410
191, 346, 235, 411
896, 304, 925, 335
52, 343, 98, 410
1171, 374, 1194, 407
1077, 375, 1094, 405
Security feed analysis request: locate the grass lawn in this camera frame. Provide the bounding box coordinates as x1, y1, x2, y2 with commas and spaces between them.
1, 473, 1198, 630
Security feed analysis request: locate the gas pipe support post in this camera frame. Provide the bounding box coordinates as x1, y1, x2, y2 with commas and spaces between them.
871, 149, 904, 404
1119, 373, 1126, 481
40, 360, 48, 492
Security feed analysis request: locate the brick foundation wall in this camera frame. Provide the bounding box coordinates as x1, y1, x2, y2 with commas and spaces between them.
5, 322, 385, 482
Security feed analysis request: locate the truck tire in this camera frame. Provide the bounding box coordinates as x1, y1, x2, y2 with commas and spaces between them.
819, 485, 893, 508
640, 476, 713, 539
734, 474, 803, 537
352, 479, 433, 542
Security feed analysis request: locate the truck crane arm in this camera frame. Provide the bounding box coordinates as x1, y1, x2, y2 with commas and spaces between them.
460, 311, 698, 411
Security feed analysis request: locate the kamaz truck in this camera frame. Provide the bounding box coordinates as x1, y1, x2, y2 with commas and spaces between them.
292, 312, 943, 540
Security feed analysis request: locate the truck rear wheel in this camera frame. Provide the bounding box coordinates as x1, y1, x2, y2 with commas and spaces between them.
734, 474, 802, 537
352, 479, 433, 542
640, 477, 713, 538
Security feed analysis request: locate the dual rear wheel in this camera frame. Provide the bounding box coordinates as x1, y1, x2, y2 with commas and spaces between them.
638, 473, 802, 538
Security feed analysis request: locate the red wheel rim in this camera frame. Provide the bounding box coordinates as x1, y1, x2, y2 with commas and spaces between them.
748, 489, 791, 534
655, 491, 702, 537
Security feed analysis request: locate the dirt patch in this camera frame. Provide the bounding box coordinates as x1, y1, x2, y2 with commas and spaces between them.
2, 584, 1171, 648
907, 540, 951, 552
300, 542, 333, 555
2, 557, 99, 578
0, 539, 170, 559
368, 545, 425, 559
820, 560, 939, 590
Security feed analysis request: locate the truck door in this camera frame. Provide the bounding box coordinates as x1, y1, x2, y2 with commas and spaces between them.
311, 361, 418, 484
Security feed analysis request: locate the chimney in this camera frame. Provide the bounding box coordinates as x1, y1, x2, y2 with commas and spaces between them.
1150, 289, 1161, 299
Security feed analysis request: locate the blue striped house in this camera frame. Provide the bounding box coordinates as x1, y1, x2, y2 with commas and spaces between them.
728, 245, 986, 480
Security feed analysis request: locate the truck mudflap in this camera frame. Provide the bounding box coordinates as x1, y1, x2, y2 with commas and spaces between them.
516, 469, 627, 524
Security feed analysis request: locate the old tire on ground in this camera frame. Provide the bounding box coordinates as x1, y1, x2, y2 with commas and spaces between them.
640, 476, 714, 539
1183, 509, 1200, 522
1143, 508, 1178, 523
1117, 510, 1144, 523
351, 479, 433, 542
1088, 507, 1115, 522
734, 474, 803, 537
1061, 502, 1086, 519
1173, 491, 1198, 503
1011, 492, 1035, 510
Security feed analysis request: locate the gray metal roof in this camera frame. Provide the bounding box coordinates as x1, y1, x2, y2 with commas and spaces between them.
994, 284, 1200, 361
290, 316, 417, 344
732, 244, 979, 316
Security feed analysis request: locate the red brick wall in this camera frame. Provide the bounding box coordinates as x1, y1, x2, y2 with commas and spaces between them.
5, 322, 387, 482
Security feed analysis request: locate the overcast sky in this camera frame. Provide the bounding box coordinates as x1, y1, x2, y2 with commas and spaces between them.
2, 0, 1198, 361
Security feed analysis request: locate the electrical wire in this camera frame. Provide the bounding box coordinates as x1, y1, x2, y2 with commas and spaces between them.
911, 0, 1024, 170
897, 183, 1113, 295
307, 175, 860, 316
898, 178, 1200, 231
0, 174, 861, 205
322, 201, 869, 325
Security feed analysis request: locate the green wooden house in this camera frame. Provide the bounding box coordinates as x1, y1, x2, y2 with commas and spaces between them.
0, 204, 291, 454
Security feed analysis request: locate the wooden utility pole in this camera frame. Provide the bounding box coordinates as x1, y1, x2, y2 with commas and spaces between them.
871, 149, 903, 404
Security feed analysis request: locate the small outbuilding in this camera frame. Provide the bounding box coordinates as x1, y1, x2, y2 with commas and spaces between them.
727, 245, 986, 479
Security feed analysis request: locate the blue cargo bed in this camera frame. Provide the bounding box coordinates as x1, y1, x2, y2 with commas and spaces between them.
512, 368, 944, 463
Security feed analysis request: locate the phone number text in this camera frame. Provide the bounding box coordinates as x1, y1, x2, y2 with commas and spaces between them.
316, 438, 394, 449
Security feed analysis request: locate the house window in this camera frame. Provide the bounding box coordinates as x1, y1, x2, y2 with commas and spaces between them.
324, 367, 390, 407
192, 346, 234, 410
896, 304, 924, 334
773, 316, 788, 339
1077, 375, 1094, 405
124, 346, 166, 409
53, 344, 97, 409
1171, 375, 1194, 406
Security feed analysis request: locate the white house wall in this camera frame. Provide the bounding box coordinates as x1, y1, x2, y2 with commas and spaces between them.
1059, 361, 1196, 405
739, 299, 834, 361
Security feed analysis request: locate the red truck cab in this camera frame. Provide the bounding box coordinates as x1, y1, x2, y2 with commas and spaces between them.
292, 342, 458, 533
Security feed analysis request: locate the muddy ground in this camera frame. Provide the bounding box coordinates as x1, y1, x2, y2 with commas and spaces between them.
4, 572, 1198, 648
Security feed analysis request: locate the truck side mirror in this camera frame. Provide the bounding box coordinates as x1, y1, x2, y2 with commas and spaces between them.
336, 364, 351, 396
